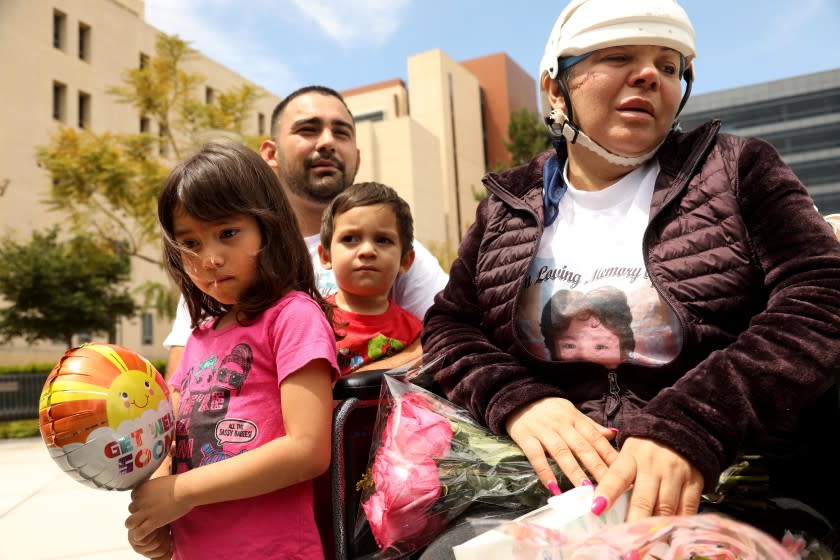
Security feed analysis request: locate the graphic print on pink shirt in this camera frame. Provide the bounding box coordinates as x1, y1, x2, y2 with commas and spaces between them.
173, 343, 254, 473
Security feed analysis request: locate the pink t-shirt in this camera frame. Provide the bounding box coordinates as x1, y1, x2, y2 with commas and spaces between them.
168, 291, 338, 560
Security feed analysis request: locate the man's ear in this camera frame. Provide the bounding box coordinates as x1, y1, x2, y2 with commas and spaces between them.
317, 243, 332, 269
259, 139, 279, 170
398, 248, 415, 275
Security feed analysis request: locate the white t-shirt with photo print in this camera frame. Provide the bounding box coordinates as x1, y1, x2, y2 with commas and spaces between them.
516, 160, 681, 367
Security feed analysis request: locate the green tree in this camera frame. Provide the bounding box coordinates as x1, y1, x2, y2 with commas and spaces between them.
0, 228, 136, 348
108, 34, 263, 158
503, 107, 551, 168
108, 34, 201, 160
475, 108, 553, 201
182, 85, 263, 151
35, 33, 264, 318
36, 129, 165, 265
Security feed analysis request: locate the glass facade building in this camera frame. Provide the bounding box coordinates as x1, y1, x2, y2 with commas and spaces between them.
680, 69, 840, 214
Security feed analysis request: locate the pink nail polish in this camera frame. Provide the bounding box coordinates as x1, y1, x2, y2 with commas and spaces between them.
591, 495, 608, 515
623, 551, 640, 560
547, 480, 562, 496
609, 427, 620, 434
580, 478, 593, 487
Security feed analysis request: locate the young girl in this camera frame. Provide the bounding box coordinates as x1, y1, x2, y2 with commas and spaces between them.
125, 142, 338, 560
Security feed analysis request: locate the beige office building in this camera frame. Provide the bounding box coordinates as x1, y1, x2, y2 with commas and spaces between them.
344, 50, 537, 262
0, 0, 280, 365
0, 0, 537, 366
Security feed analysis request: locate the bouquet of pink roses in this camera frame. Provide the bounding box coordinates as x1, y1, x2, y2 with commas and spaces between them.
356, 374, 560, 559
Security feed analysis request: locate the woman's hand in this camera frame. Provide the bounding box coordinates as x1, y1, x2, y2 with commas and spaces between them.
126, 525, 172, 559
506, 397, 619, 491
125, 475, 191, 543
591, 436, 704, 521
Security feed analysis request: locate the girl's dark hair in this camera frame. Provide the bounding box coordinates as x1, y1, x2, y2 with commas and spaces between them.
158, 141, 332, 329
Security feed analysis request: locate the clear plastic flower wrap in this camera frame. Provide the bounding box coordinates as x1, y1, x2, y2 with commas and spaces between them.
469, 512, 821, 560
351, 366, 835, 559
355, 372, 561, 559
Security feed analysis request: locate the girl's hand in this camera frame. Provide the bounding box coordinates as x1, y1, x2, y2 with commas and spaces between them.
591, 436, 704, 521
126, 525, 172, 559
125, 475, 191, 543
506, 397, 619, 491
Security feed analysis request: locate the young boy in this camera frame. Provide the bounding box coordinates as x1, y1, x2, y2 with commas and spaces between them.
318, 182, 424, 375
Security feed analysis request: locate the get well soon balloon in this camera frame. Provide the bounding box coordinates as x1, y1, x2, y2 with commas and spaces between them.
38, 343, 175, 491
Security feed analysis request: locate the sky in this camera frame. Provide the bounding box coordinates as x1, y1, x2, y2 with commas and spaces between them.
144, 0, 840, 101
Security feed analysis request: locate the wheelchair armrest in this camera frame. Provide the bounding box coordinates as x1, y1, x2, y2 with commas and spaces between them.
332, 370, 387, 401
332, 365, 413, 402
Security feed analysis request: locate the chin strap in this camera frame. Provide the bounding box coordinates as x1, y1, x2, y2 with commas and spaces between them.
545, 107, 665, 167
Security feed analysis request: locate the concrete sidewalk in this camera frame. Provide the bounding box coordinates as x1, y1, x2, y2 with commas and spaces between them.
0, 437, 139, 560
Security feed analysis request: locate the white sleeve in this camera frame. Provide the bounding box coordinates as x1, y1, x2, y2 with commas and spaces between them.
390, 239, 449, 321
162, 296, 192, 349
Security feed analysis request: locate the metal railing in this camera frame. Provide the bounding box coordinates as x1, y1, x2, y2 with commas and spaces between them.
0, 373, 48, 421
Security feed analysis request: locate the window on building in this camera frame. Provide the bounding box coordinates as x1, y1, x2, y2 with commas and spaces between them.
479, 88, 490, 171
139, 52, 150, 70
52, 81, 67, 122
78, 22, 91, 61
53, 10, 66, 50
762, 122, 840, 157
78, 91, 91, 129
682, 90, 840, 132
781, 91, 840, 122
205, 86, 215, 105
141, 313, 154, 345
140, 116, 150, 133
790, 158, 840, 188
812, 191, 840, 215
159, 128, 167, 156
355, 110, 385, 123
258, 112, 266, 135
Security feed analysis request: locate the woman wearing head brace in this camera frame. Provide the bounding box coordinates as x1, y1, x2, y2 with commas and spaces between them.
421, 0, 840, 553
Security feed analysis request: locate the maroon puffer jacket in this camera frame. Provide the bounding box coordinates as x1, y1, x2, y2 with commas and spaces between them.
423, 120, 840, 501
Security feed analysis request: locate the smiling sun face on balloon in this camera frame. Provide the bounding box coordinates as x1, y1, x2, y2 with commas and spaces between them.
39, 343, 171, 437
39, 343, 175, 491
106, 369, 166, 427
